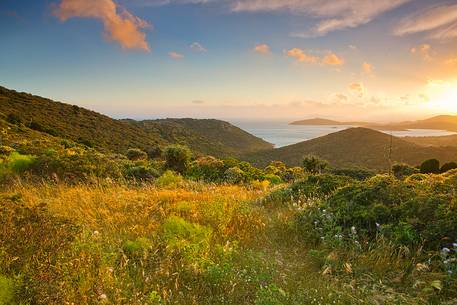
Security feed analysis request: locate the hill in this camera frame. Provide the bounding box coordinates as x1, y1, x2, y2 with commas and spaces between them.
290, 118, 369, 126
0, 86, 271, 157
125, 118, 273, 157
244, 127, 457, 169
403, 134, 457, 147
376, 115, 457, 132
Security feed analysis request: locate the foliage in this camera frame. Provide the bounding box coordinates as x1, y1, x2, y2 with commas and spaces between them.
302, 154, 328, 174
155, 170, 183, 188
187, 156, 225, 182
223, 167, 245, 184
163, 145, 192, 174
392, 162, 420, 179
328, 166, 376, 180
420, 158, 440, 174
441, 161, 457, 173
0, 275, 16, 305
126, 148, 148, 161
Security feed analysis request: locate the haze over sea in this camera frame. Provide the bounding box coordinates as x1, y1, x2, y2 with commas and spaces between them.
232, 120, 457, 148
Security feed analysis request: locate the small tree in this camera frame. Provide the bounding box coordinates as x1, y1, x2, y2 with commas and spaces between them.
163, 145, 192, 174
420, 158, 440, 174
440, 161, 457, 173
302, 154, 328, 174
126, 148, 148, 161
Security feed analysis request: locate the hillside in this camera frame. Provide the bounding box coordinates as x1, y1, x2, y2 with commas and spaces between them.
0, 86, 271, 157
244, 127, 457, 169
126, 118, 272, 157
403, 134, 457, 147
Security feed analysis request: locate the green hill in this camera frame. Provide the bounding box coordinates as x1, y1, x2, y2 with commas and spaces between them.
244, 127, 457, 169
126, 118, 272, 157
0, 86, 271, 157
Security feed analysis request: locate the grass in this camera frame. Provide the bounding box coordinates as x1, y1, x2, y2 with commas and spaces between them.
0, 179, 454, 304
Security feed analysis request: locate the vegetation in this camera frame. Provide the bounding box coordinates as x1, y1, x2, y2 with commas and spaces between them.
1, 86, 457, 304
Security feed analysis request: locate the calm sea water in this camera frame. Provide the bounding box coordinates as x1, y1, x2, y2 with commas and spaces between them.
231, 120, 457, 148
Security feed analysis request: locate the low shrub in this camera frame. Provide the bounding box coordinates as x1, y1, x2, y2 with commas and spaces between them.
155, 170, 183, 188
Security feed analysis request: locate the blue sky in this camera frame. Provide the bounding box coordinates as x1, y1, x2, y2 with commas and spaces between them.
1, 0, 457, 122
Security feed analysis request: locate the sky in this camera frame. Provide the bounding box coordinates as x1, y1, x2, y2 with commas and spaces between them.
1, 0, 457, 122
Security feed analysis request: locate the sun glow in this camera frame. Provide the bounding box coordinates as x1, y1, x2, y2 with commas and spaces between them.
426, 80, 457, 113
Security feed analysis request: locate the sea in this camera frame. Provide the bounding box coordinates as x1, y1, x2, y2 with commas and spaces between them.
231, 120, 457, 148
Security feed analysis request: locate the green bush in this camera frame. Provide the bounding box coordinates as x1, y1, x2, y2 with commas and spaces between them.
5, 152, 35, 173
392, 162, 420, 179
124, 165, 159, 181
155, 170, 183, 188
440, 161, 457, 173
329, 167, 376, 180
0, 275, 16, 305
295, 174, 457, 249
163, 145, 192, 174
223, 167, 245, 184
420, 159, 440, 174
302, 154, 328, 174
187, 156, 225, 182
126, 148, 148, 161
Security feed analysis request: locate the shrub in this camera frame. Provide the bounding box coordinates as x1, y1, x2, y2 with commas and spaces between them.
0, 275, 16, 305
223, 167, 245, 184
6, 152, 35, 173
160, 216, 212, 257
264, 174, 282, 185
163, 145, 192, 174
392, 162, 420, 179
420, 158, 440, 174
155, 170, 183, 188
302, 154, 328, 174
440, 162, 457, 173
124, 165, 159, 181
126, 148, 148, 161
0, 146, 15, 156
6, 113, 21, 125
122, 237, 152, 259
147, 146, 162, 159
329, 167, 376, 180
187, 156, 225, 182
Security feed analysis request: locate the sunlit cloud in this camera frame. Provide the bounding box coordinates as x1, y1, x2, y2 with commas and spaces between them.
190, 42, 207, 52
192, 100, 205, 104
445, 57, 457, 66
410, 44, 433, 60
322, 53, 344, 66
362, 62, 374, 75
253, 43, 271, 55
285, 48, 319, 63
168, 51, 184, 59
53, 0, 151, 51
349, 82, 366, 98
394, 3, 457, 40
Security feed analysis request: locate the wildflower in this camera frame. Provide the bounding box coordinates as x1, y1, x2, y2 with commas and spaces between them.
99, 294, 107, 300
453, 243, 457, 248
376, 222, 380, 228
351, 226, 357, 235
441, 247, 451, 256
93, 230, 100, 236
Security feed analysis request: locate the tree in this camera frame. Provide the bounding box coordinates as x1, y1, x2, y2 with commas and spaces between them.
420, 159, 440, 174
163, 145, 192, 174
440, 161, 457, 173
126, 148, 148, 161
302, 154, 328, 174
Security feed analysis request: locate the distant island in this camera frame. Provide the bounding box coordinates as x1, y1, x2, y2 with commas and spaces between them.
290, 116, 457, 132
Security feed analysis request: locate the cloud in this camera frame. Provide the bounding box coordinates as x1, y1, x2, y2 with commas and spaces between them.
349, 82, 366, 97
253, 43, 271, 55
285, 48, 319, 63
393, 3, 457, 40
232, 0, 410, 36
168, 51, 184, 59
192, 100, 205, 104
322, 52, 344, 66
190, 42, 207, 52
362, 62, 374, 75
53, 0, 151, 51
445, 57, 457, 66
410, 44, 432, 60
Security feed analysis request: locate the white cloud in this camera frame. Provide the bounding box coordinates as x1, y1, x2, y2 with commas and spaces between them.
232, 0, 411, 36
349, 82, 366, 97
410, 44, 432, 61
394, 3, 457, 40
322, 52, 344, 66
190, 42, 207, 52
